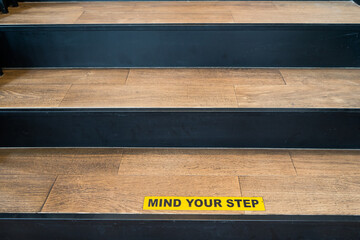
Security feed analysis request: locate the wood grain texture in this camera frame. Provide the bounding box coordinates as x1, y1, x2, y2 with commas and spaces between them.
60, 84, 238, 108
0, 69, 128, 85
132, 1, 236, 13
0, 148, 123, 175
235, 85, 360, 108
0, 69, 87, 85
76, 2, 234, 24
75, 11, 234, 24
0, 149, 359, 214
239, 176, 360, 215
0, 175, 55, 212
0, 85, 71, 108
41, 175, 241, 214
0, 3, 83, 24
240, 176, 360, 195
119, 149, 296, 176
1, 68, 359, 108
290, 150, 360, 176
243, 192, 301, 214
231, 1, 360, 23
296, 193, 360, 215
1, 2, 360, 24
77, 69, 129, 85
280, 69, 360, 86
126, 68, 285, 86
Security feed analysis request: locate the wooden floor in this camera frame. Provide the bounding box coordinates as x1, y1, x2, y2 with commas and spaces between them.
0, 148, 359, 215
1, 1, 360, 24
1, 68, 360, 108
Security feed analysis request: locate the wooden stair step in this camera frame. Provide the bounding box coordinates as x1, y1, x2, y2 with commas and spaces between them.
0, 148, 359, 215
1, 1, 360, 24
1, 68, 360, 108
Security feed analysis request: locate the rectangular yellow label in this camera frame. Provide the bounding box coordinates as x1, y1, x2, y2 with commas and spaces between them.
143, 197, 265, 211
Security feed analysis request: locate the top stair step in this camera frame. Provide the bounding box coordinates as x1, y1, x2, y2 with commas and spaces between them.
1, 1, 360, 24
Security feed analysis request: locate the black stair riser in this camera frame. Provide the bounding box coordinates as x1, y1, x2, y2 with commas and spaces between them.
1, 24, 360, 68
0, 214, 359, 240
0, 108, 359, 149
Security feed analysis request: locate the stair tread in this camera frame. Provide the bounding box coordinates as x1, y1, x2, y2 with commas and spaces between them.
1, 68, 360, 108
0, 148, 359, 214
1, 1, 360, 24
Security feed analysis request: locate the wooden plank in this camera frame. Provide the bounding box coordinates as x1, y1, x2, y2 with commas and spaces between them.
119, 149, 296, 176
132, 1, 235, 13
280, 69, 360, 86
0, 69, 87, 85
231, 1, 360, 23
59, 84, 238, 108
0, 175, 55, 212
126, 69, 285, 86
41, 175, 241, 214
0, 148, 123, 175
234, 85, 360, 108
0, 69, 128, 85
296, 193, 360, 215
75, 2, 234, 24
8, 2, 85, 12
0, 85, 71, 108
0, 3, 83, 24
1, 2, 360, 25
240, 176, 360, 195
75, 11, 234, 24
77, 69, 129, 85
290, 150, 360, 176
76, 2, 135, 12
239, 176, 360, 215
243, 192, 301, 215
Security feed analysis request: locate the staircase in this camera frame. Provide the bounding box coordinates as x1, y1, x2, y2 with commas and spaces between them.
0, 1, 360, 239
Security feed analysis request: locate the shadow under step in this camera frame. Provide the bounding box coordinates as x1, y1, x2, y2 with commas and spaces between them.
0, 147, 359, 239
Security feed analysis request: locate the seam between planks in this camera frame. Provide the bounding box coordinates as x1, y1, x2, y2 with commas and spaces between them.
279, 70, 287, 85
288, 151, 298, 176
39, 175, 58, 212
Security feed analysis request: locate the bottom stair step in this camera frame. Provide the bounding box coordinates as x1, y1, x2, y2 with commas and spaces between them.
0, 148, 359, 239
0, 148, 359, 215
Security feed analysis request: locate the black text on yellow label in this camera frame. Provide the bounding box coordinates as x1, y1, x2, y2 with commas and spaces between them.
143, 197, 265, 211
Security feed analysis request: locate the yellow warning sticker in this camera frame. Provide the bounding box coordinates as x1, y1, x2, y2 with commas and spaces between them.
143, 197, 265, 211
